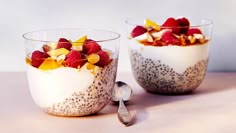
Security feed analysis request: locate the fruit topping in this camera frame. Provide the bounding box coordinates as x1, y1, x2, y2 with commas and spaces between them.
87, 53, 100, 64
27, 35, 113, 70
57, 38, 72, 50
47, 48, 70, 57
83, 40, 101, 55
73, 35, 87, 46
131, 26, 147, 38
31, 50, 49, 68
161, 30, 180, 45
96, 50, 111, 67
129, 17, 208, 46
176, 17, 190, 34
161, 17, 180, 34
65, 50, 84, 68
144, 19, 160, 31
187, 28, 202, 36
134, 32, 153, 42
39, 58, 60, 70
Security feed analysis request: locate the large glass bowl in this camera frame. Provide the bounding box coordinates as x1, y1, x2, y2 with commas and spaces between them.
23, 29, 120, 116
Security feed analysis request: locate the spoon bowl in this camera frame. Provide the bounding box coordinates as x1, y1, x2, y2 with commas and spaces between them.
112, 81, 133, 102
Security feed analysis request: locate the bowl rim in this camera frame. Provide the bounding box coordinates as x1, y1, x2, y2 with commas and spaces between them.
125, 17, 213, 28
23, 28, 121, 43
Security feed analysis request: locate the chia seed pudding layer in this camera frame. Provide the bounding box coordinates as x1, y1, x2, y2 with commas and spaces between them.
130, 50, 208, 94
43, 59, 118, 116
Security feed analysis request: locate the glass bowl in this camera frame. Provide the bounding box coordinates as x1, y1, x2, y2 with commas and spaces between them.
23, 29, 120, 116
126, 17, 213, 94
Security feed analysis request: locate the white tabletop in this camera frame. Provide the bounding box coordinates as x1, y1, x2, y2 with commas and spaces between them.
0, 72, 236, 133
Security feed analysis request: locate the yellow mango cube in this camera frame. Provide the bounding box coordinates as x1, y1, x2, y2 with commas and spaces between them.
25, 57, 31, 65
39, 58, 60, 70
144, 19, 161, 31
73, 35, 87, 46
86, 62, 96, 70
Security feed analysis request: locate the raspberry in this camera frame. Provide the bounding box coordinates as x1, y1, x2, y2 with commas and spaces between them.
161, 17, 180, 34
96, 50, 111, 67
57, 38, 72, 50
83, 40, 101, 55
176, 17, 190, 34
31, 50, 49, 68
187, 28, 202, 36
131, 26, 147, 38
65, 50, 84, 68
161, 30, 180, 45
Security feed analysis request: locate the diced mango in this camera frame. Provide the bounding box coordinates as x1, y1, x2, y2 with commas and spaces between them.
73, 35, 87, 46
47, 48, 70, 57
87, 53, 100, 64
25, 57, 31, 65
144, 19, 161, 31
39, 58, 60, 70
86, 62, 96, 70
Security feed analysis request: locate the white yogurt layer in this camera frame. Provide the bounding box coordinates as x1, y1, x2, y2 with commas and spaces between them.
27, 64, 101, 107
129, 39, 209, 74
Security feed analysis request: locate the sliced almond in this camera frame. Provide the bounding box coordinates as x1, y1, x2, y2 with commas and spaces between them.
193, 34, 204, 39
180, 35, 186, 46
188, 36, 196, 44
134, 32, 148, 41
47, 42, 58, 50
47, 48, 70, 57
56, 54, 66, 65
134, 32, 153, 42
199, 36, 206, 43
72, 46, 83, 51
146, 32, 153, 42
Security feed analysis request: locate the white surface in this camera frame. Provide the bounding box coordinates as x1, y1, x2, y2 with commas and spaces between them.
1, 72, 236, 133
27, 64, 97, 107
1, 0, 236, 72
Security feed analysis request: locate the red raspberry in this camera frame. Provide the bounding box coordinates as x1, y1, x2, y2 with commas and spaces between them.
65, 50, 84, 68
131, 25, 147, 38
161, 17, 180, 34
161, 30, 180, 45
96, 50, 111, 67
57, 38, 72, 50
83, 40, 101, 55
31, 50, 49, 68
176, 17, 190, 34
187, 28, 202, 36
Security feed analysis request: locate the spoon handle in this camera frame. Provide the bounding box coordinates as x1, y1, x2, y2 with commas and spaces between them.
118, 99, 132, 126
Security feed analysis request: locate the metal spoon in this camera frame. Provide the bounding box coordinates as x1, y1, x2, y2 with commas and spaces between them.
112, 81, 133, 126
